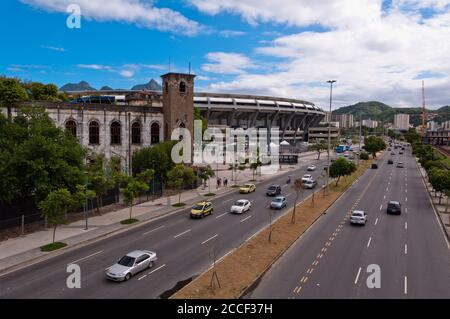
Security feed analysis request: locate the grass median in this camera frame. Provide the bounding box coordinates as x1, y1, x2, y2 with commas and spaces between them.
171, 158, 373, 299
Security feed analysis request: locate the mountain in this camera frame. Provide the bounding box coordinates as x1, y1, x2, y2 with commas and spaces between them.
60, 81, 96, 91
131, 79, 162, 91
100, 86, 113, 91
333, 101, 395, 123
333, 101, 450, 126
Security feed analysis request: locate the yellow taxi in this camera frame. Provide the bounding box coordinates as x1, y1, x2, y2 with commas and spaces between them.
239, 183, 256, 194
190, 201, 214, 219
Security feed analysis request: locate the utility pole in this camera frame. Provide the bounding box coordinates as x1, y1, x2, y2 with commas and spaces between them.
421, 80, 427, 137
326, 80, 336, 195
358, 111, 362, 166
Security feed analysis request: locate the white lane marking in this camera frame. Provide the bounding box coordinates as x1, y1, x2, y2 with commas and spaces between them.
223, 198, 233, 203
138, 274, 147, 280
384, 195, 386, 199
68, 250, 103, 265
374, 218, 379, 225
404, 276, 408, 294
286, 193, 292, 197
405, 244, 408, 254
174, 229, 191, 238
201, 234, 218, 245
215, 212, 228, 219
240, 215, 252, 223
379, 204, 382, 211
405, 207, 408, 213
354, 267, 362, 284
367, 237, 372, 248
386, 187, 389, 192
148, 264, 166, 275
405, 189, 407, 193
405, 197, 408, 202
143, 225, 165, 235
405, 222, 408, 230
215, 248, 236, 265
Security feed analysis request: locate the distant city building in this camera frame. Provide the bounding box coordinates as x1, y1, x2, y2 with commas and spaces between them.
427, 121, 439, 131
334, 114, 354, 128
324, 111, 332, 123
442, 121, 450, 130
394, 114, 410, 130
330, 121, 340, 128
362, 119, 378, 128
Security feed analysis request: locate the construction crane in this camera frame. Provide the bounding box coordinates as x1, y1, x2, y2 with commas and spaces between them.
420, 80, 427, 137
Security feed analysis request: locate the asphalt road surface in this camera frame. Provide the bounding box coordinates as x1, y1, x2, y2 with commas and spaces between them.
0, 155, 330, 298
247, 147, 450, 299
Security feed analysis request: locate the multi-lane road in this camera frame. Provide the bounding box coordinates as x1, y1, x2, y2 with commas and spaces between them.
0, 155, 330, 298
247, 146, 450, 299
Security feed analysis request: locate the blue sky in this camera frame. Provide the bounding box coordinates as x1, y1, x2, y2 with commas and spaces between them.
1, 0, 450, 108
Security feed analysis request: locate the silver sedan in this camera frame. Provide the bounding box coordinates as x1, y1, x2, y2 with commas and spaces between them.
105, 250, 157, 281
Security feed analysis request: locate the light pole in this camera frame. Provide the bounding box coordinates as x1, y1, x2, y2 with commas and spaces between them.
357, 111, 362, 166
326, 80, 336, 194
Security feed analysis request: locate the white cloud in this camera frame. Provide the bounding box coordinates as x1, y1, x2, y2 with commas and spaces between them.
77, 64, 111, 70
196, 2, 450, 108
21, 0, 202, 35
201, 52, 256, 74
119, 69, 134, 78
41, 45, 66, 52
219, 30, 247, 38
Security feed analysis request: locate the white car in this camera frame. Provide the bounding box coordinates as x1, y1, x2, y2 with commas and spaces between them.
307, 165, 316, 171
230, 199, 251, 214
350, 210, 367, 225
301, 174, 313, 183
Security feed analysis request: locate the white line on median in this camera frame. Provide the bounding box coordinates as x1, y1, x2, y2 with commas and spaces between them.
148, 264, 166, 275
379, 204, 382, 210
215, 212, 228, 219
354, 267, 362, 284
201, 234, 218, 245
405, 222, 408, 230
240, 215, 252, 223
68, 250, 103, 265
367, 237, 372, 248
174, 229, 191, 238
143, 225, 165, 235
405, 244, 408, 254
223, 198, 233, 203
375, 218, 378, 225
404, 276, 408, 294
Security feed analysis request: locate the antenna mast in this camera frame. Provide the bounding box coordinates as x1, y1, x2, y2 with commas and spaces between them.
421, 80, 427, 136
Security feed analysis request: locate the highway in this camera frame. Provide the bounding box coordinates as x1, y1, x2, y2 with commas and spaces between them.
247, 147, 450, 298
0, 155, 330, 298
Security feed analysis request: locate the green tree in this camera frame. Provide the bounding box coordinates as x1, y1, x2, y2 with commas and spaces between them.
88, 172, 114, 214
359, 152, 369, 160
330, 158, 357, 186
38, 188, 76, 244
132, 140, 177, 179
0, 77, 28, 118
429, 169, 450, 205
121, 179, 149, 221
310, 140, 327, 160
167, 164, 196, 205
194, 107, 208, 135
363, 136, 386, 158
198, 165, 215, 193
0, 107, 86, 204
22, 82, 60, 101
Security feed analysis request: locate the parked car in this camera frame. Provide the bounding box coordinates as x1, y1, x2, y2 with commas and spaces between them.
350, 210, 367, 225
106, 250, 157, 282
190, 201, 214, 218
239, 183, 256, 194
301, 174, 313, 183
303, 180, 317, 189
307, 165, 316, 171
371, 163, 378, 169
391, 152, 395, 155
399, 151, 403, 154
230, 199, 251, 214
387, 201, 402, 215
266, 184, 282, 196
397, 162, 404, 168
270, 196, 287, 209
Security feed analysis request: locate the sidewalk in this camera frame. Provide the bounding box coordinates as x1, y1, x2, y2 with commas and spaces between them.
0, 152, 318, 273
417, 161, 450, 240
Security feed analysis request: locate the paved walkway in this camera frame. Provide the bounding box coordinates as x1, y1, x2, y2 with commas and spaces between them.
0, 151, 319, 273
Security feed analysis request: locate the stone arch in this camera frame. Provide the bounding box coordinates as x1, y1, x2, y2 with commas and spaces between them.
88, 119, 100, 145
110, 120, 122, 145
150, 121, 161, 145
64, 118, 77, 138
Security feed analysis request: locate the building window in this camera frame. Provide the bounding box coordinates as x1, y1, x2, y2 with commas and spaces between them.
65, 120, 77, 137
111, 121, 121, 145
179, 81, 186, 93
151, 122, 160, 144
89, 121, 100, 145
131, 122, 141, 145
165, 82, 169, 93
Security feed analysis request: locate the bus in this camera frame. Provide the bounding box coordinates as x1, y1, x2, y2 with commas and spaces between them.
336, 145, 346, 153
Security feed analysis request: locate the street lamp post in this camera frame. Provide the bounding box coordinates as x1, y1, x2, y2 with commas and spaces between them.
326, 80, 336, 194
